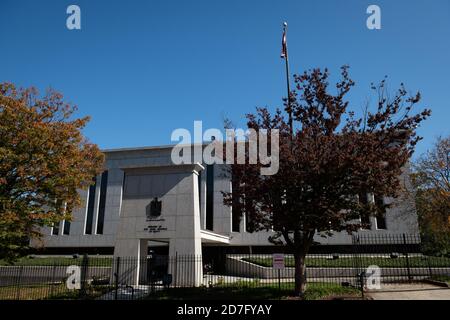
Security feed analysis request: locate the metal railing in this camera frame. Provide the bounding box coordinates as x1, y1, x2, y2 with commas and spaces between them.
0, 234, 449, 300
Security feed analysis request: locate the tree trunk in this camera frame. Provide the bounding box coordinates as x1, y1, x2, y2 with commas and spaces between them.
294, 251, 307, 297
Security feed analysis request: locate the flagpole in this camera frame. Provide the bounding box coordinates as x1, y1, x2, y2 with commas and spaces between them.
282, 22, 293, 136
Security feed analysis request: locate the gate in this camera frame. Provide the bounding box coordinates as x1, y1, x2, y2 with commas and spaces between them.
146, 253, 170, 286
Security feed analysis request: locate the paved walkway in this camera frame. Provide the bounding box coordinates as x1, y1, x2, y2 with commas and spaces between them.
97, 285, 157, 300
367, 283, 450, 300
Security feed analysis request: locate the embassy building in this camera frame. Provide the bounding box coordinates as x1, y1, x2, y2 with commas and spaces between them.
31, 144, 418, 284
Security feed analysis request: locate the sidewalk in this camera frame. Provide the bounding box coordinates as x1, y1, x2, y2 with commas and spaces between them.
367, 283, 450, 300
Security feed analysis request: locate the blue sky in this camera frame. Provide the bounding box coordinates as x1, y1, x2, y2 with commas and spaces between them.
0, 0, 449, 158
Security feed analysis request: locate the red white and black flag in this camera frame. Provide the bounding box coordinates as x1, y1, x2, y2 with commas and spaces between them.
280, 25, 287, 59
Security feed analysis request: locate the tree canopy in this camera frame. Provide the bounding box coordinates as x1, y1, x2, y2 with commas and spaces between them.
223, 66, 431, 295
412, 136, 450, 256
0, 82, 104, 260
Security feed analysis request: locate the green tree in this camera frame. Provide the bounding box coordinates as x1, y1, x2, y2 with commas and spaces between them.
412, 136, 450, 256
0, 82, 104, 261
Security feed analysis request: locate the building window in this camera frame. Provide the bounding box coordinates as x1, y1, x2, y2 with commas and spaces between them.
198, 171, 202, 217
205, 165, 214, 231
85, 176, 97, 234
96, 170, 108, 234
374, 194, 387, 229
231, 176, 240, 232
232, 209, 241, 232
358, 192, 371, 228
63, 220, 71, 235
51, 198, 65, 236
51, 222, 60, 235
245, 210, 252, 232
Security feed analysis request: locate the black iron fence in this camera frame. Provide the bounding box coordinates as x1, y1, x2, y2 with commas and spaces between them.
352, 234, 450, 284
0, 234, 449, 300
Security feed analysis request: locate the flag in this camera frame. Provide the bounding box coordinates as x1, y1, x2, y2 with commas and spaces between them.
280, 27, 287, 59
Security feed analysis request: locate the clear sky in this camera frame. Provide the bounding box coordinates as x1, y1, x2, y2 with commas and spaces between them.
1, 0, 449, 158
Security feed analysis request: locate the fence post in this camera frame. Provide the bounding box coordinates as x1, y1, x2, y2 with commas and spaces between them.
50, 264, 56, 297
352, 235, 362, 283
114, 257, 120, 300
359, 271, 365, 299
403, 234, 412, 282
174, 252, 178, 287
278, 269, 281, 293
149, 255, 155, 294
427, 256, 433, 279
79, 254, 88, 299
15, 265, 23, 300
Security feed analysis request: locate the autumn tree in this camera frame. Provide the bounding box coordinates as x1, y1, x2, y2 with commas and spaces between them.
223, 66, 430, 296
412, 136, 450, 256
0, 82, 104, 261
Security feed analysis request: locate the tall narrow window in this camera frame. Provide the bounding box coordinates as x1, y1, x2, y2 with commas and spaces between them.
63, 220, 71, 235
198, 171, 202, 217
232, 208, 241, 232
51, 222, 60, 235
242, 185, 252, 232
245, 210, 252, 232
231, 174, 240, 232
374, 194, 387, 229
51, 199, 64, 235
85, 176, 97, 234
96, 170, 108, 234
205, 165, 214, 231
358, 192, 371, 228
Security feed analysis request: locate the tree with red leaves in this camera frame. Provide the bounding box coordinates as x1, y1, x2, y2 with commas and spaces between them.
223, 66, 431, 296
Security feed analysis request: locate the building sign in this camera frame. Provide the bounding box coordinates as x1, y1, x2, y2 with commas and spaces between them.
272, 253, 285, 270
144, 225, 168, 233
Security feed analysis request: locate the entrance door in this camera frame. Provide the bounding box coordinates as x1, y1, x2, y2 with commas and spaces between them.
146, 253, 169, 284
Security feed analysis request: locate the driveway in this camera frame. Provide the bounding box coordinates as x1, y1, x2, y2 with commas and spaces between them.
367, 283, 450, 300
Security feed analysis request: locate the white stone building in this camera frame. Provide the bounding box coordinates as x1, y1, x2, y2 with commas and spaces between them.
31, 144, 418, 285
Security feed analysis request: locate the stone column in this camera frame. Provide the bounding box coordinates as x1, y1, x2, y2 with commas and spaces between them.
168, 164, 203, 287
113, 238, 147, 286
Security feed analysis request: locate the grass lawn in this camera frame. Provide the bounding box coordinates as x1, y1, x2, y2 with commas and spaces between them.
0, 283, 111, 300
145, 282, 361, 300
0, 282, 359, 300
242, 256, 450, 268
430, 275, 450, 284
4, 255, 449, 268
0, 256, 112, 267
0, 283, 64, 300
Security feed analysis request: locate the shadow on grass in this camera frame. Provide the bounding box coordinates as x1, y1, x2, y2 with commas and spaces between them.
0, 283, 112, 300
144, 282, 360, 300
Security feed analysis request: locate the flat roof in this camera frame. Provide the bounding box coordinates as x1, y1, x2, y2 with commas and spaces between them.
102, 143, 207, 153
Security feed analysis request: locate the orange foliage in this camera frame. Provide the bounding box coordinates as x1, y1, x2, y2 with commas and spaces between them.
0, 82, 104, 259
